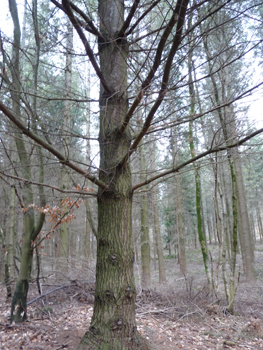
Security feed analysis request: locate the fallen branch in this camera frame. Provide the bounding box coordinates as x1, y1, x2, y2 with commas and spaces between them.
27, 285, 69, 306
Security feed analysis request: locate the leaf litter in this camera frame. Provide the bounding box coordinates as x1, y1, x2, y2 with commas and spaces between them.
0, 282, 263, 350
1, 246, 263, 349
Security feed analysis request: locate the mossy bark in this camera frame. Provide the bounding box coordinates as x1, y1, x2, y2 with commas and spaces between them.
9, 0, 46, 323
202, 32, 255, 280
187, 37, 209, 283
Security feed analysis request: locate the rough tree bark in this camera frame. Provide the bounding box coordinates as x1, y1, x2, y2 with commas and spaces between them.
77, 0, 151, 348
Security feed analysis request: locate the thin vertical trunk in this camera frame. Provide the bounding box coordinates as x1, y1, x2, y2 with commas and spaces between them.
202, 32, 255, 279
32, 0, 46, 294
139, 143, 151, 287
150, 167, 166, 282
256, 199, 263, 242
59, 20, 73, 274
213, 156, 222, 296
8, 159, 16, 293
152, 192, 166, 280
83, 59, 92, 266
172, 128, 186, 276
188, 40, 209, 283
219, 164, 232, 265
250, 213, 256, 243
10, 0, 45, 322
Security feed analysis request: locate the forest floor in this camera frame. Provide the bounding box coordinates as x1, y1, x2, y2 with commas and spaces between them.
1, 244, 263, 349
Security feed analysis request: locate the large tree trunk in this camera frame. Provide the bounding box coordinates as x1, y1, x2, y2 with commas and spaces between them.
78, 0, 150, 348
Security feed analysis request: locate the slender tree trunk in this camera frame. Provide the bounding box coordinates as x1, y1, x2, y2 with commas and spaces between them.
32, 0, 46, 294
187, 40, 209, 283
149, 141, 166, 283
7, 156, 16, 295
9, 0, 45, 323
202, 32, 255, 279
59, 19, 73, 275
172, 128, 186, 276
139, 143, 151, 287
151, 188, 166, 281
83, 59, 92, 267
250, 213, 256, 243
256, 199, 263, 242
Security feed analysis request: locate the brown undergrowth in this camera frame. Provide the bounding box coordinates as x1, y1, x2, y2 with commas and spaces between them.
1, 246, 263, 349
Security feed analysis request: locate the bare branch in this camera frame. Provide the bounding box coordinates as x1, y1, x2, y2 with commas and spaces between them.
50, 0, 100, 36
0, 171, 97, 196
145, 80, 263, 135
132, 127, 263, 191
118, 0, 140, 38
60, 0, 112, 96
121, 0, 189, 165
126, 0, 162, 36
120, 0, 185, 134
68, 0, 101, 37
0, 100, 108, 190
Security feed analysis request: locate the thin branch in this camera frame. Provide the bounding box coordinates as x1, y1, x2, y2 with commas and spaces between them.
132, 127, 263, 191
120, 0, 184, 134
69, 0, 101, 37
0, 100, 108, 190
27, 285, 69, 305
121, 0, 189, 164
61, 0, 112, 96
118, 0, 140, 38
0, 171, 97, 196
50, 0, 100, 36
126, 0, 162, 36
145, 80, 263, 135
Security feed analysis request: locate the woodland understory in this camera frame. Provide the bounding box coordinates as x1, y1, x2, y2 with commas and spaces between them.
1, 245, 263, 350
2, 0, 263, 349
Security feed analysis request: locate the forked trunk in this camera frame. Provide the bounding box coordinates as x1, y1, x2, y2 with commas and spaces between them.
78, 0, 151, 348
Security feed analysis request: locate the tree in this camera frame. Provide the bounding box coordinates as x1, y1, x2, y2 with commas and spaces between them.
6, 0, 46, 323
58, 18, 73, 275
1, 0, 263, 348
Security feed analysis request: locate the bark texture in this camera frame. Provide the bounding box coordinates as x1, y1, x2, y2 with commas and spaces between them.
77, 0, 151, 348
